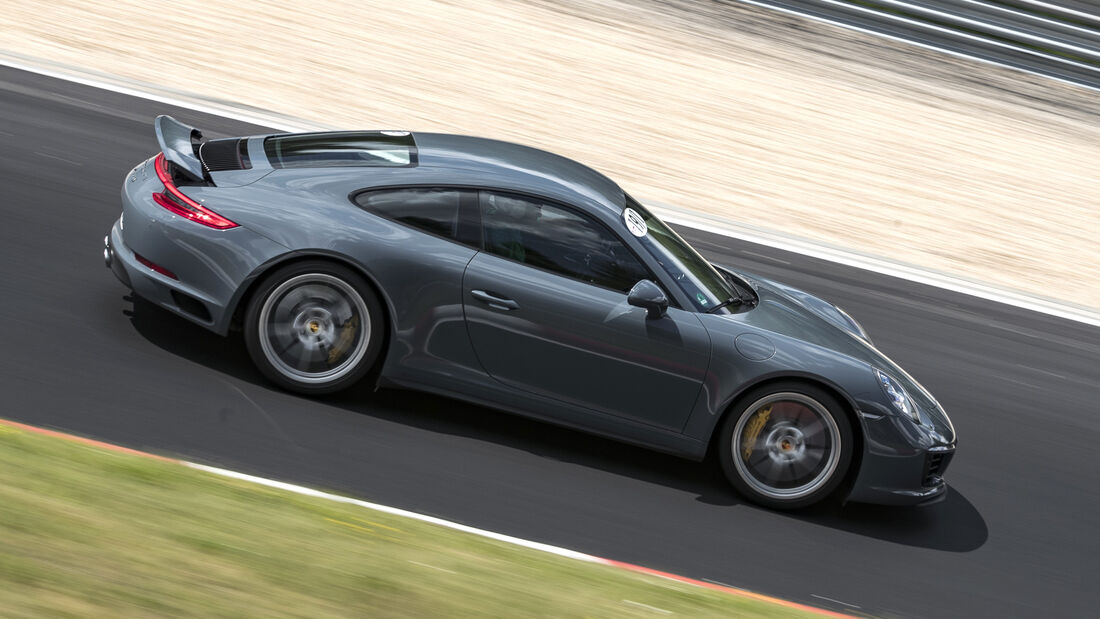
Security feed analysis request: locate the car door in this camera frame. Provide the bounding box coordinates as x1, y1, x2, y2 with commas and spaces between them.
462, 191, 711, 431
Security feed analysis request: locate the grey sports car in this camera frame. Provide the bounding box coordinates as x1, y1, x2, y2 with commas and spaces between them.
105, 115, 956, 509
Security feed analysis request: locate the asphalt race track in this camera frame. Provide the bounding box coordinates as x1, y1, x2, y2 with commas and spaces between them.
2, 66, 1098, 618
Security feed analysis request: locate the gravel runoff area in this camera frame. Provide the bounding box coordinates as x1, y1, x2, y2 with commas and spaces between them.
2, 0, 1098, 308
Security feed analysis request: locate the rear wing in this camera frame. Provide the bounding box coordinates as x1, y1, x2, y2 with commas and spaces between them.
154, 115, 206, 182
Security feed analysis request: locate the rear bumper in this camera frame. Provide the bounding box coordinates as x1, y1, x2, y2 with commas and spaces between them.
106, 163, 289, 334
104, 230, 130, 288
105, 218, 227, 328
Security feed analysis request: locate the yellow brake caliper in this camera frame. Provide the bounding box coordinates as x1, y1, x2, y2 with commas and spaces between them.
327, 315, 360, 365
741, 404, 772, 461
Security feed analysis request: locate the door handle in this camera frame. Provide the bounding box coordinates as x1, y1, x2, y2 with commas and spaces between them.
470, 289, 520, 311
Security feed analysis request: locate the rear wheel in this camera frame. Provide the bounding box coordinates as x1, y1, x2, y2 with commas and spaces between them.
718, 382, 853, 510
244, 261, 383, 394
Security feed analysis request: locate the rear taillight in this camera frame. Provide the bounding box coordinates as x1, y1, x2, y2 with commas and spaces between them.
152, 153, 238, 229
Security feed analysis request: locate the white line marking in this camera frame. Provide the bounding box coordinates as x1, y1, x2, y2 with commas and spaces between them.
178, 463, 849, 617
34, 151, 82, 165
732, 0, 1100, 92
741, 249, 791, 265
1009, 0, 1100, 25
1013, 364, 1066, 380
0, 53, 325, 133
5, 417, 850, 617
811, 594, 861, 609
622, 599, 674, 614
854, 0, 1100, 60
4, 52, 1100, 330
184, 462, 605, 563
955, 0, 1100, 38
988, 373, 1042, 390
408, 560, 457, 574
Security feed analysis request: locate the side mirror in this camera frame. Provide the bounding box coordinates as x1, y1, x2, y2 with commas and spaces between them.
628, 280, 668, 319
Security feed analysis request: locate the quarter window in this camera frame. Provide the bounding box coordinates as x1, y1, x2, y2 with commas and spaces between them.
355, 188, 463, 239
479, 192, 649, 293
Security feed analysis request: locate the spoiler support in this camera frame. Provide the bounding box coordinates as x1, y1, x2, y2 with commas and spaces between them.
154, 115, 206, 182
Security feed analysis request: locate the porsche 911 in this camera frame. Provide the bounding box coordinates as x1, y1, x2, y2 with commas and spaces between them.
104, 115, 956, 509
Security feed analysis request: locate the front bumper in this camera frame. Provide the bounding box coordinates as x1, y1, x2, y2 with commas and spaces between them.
845, 408, 956, 506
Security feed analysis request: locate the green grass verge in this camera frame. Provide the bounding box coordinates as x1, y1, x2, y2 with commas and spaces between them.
0, 423, 822, 618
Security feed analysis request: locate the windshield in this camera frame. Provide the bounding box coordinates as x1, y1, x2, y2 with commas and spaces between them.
626, 197, 738, 312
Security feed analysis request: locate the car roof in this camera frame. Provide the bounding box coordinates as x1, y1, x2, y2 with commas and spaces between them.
245, 131, 627, 216
411, 133, 626, 212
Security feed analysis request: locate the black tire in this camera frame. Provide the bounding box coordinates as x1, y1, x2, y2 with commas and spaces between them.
244, 260, 384, 395
718, 381, 853, 510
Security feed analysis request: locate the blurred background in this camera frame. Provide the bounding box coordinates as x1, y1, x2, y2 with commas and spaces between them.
5, 2, 1100, 617
3, 0, 1097, 308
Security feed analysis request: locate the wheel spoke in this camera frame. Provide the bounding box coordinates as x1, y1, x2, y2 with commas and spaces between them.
274, 336, 299, 358
761, 458, 785, 483
801, 419, 824, 438
280, 287, 310, 313
789, 454, 818, 478
270, 322, 295, 342
802, 445, 826, 462
783, 459, 802, 482
295, 341, 315, 369
330, 295, 354, 322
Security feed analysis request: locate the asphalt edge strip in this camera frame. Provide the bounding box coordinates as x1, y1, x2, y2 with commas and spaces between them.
0, 417, 855, 618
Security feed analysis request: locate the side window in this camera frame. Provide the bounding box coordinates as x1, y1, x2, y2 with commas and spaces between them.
355, 188, 462, 239
480, 192, 649, 293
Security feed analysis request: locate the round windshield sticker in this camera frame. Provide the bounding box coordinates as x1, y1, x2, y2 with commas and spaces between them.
623, 207, 647, 237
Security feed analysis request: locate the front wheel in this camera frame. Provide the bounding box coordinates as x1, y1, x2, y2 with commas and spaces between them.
244, 261, 384, 395
718, 382, 853, 510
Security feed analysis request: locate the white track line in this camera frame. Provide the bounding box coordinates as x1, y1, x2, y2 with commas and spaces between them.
955, 0, 1100, 39
180, 462, 850, 617
734, 0, 1100, 92
0, 54, 324, 133
3, 52, 1099, 329
843, 0, 1100, 60
1011, 0, 1100, 26
185, 462, 605, 562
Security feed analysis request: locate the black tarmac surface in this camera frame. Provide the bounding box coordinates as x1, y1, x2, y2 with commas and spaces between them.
1, 66, 1098, 618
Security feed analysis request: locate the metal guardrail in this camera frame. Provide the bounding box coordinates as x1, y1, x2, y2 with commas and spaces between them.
737, 0, 1100, 89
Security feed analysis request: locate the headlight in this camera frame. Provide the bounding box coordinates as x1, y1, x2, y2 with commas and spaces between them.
873, 368, 919, 423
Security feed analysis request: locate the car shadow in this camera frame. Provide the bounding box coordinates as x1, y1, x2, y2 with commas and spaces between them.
128, 297, 988, 553
125, 296, 266, 386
